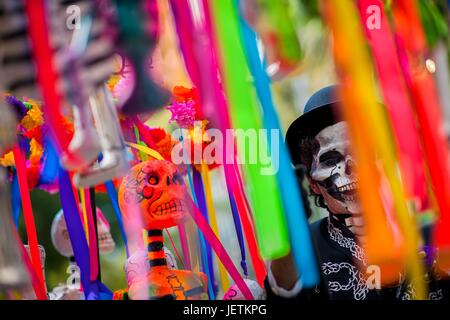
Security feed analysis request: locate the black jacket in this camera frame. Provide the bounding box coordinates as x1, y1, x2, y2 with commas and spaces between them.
265, 216, 450, 300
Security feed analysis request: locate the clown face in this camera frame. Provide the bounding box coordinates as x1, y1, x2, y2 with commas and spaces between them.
118, 160, 187, 230
310, 122, 361, 215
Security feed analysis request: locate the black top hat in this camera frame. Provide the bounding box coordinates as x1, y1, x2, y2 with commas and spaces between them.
286, 85, 343, 166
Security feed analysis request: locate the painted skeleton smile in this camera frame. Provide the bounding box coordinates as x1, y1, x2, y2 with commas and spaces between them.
310, 122, 362, 215
153, 199, 184, 216
326, 184, 358, 202
336, 182, 358, 202
337, 182, 357, 193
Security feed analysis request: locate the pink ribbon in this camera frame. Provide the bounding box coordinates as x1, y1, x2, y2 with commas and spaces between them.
357, 0, 429, 211
187, 197, 254, 300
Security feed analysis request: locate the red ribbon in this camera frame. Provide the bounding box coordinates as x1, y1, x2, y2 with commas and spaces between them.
357, 0, 429, 211
24, 0, 71, 154
187, 197, 254, 300
392, 0, 450, 264
13, 146, 47, 300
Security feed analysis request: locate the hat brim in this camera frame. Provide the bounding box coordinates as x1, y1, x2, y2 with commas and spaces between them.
286, 103, 341, 166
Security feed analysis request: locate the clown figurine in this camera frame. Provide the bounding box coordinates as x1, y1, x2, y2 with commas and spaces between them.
118, 159, 208, 300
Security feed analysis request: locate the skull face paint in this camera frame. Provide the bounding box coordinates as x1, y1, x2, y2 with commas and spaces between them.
118, 160, 188, 230
310, 122, 361, 215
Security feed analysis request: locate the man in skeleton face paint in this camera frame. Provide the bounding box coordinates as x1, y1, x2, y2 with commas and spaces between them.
308, 122, 361, 221
265, 85, 450, 301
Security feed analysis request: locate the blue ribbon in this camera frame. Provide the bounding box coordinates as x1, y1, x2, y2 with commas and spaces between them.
58, 167, 112, 300
237, 1, 319, 287
193, 168, 217, 297
179, 134, 215, 299
11, 172, 21, 229
105, 181, 130, 258
40, 137, 59, 185
228, 194, 248, 276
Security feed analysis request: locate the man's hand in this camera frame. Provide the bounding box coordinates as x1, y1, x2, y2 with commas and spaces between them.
270, 253, 300, 291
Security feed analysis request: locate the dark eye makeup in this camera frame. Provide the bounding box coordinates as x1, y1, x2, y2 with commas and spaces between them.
319, 151, 343, 167
148, 172, 159, 185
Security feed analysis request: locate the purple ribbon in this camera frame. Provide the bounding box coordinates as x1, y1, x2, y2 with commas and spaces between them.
228, 194, 248, 276
193, 168, 217, 298
58, 167, 112, 300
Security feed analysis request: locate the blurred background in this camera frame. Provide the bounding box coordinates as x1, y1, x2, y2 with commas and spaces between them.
8, 0, 449, 297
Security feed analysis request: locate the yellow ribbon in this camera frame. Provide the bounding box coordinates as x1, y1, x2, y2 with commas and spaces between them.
125, 142, 164, 160
185, 217, 201, 273
325, 0, 426, 299
79, 189, 90, 244
200, 163, 230, 292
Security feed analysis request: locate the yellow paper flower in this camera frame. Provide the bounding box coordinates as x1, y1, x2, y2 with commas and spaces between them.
29, 138, 43, 165
0, 151, 15, 167
21, 102, 44, 131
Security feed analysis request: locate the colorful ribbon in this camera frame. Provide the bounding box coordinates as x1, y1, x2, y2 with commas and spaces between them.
185, 217, 201, 273
11, 172, 21, 229
170, 0, 266, 284
193, 167, 217, 297
168, 0, 216, 123
357, 0, 430, 212
24, 0, 71, 154
209, 0, 290, 260
200, 164, 231, 291
324, 0, 426, 298
105, 181, 130, 257
59, 168, 112, 300
227, 165, 266, 285
392, 0, 450, 274
79, 189, 90, 241
13, 146, 46, 300
237, 0, 319, 287
84, 189, 100, 282
180, 133, 215, 299
177, 223, 192, 270
40, 137, 59, 185
125, 142, 164, 161
186, 197, 254, 299
19, 243, 46, 299
228, 194, 248, 276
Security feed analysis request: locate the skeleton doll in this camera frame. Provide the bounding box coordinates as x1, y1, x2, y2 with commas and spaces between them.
51, 208, 116, 257
118, 160, 208, 300
49, 207, 115, 300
